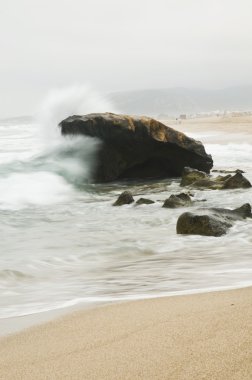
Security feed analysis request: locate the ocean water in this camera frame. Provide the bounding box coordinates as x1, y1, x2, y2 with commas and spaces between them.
0, 109, 252, 318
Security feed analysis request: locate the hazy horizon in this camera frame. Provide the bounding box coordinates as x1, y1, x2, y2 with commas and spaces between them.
1, 0, 252, 118
1, 84, 252, 120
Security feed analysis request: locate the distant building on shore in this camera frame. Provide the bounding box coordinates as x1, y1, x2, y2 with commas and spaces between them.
179, 114, 187, 120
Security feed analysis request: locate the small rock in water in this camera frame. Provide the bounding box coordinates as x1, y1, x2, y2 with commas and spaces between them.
223, 172, 252, 189
180, 167, 208, 186
136, 198, 155, 205
113, 191, 134, 206
231, 203, 252, 218
163, 193, 192, 208
176, 203, 251, 237
235, 169, 245, 174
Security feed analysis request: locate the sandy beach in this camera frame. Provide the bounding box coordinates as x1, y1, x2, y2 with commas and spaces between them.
0, 287, 252, 379
164, 114, 250, 135
167, 115, 252, 135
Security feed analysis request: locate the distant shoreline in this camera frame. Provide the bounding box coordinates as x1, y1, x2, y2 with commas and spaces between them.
163, 115, 252, 146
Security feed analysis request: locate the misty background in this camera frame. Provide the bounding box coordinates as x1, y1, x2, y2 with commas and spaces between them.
1, 0, 252, 118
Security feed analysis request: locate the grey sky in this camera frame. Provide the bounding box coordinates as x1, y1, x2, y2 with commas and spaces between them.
0, 0, 252, 117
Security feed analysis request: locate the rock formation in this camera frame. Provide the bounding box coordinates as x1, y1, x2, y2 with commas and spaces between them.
60, 113, 213, 182
180, 167, 251, 190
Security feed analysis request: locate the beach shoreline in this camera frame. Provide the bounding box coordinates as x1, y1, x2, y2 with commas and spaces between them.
1, 116, 252, 379
1, 286, 252, 379
1, 282, 251, 338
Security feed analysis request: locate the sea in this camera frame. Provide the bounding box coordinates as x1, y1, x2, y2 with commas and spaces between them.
1, 90, 252, 320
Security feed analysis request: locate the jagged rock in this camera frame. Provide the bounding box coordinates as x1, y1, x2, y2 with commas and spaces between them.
177, 203, 251, 237
163, 193, 192, 208
136, 198, 155, 205
215, 174, 232, 182
113, 191, 134, 206
223, 172, 252, 189
60, 113, 213, 182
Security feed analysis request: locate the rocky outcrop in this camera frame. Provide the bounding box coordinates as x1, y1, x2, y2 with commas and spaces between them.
176, 203, 251, 236
60, 113, 213, 182
163, 193, 192, 208
181, 167, 251, 190
113, 191, 134, 206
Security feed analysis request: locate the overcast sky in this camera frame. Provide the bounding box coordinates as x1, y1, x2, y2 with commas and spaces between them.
0, 0, 252, 117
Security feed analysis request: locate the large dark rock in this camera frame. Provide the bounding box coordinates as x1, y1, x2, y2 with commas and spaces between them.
60, 113, 213, 182
177, 203, 251, 237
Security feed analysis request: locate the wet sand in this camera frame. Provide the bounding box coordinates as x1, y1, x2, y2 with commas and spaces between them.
0, 287, 252, 380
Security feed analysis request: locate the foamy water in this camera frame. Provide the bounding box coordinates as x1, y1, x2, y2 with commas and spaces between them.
0, 101, 252, 318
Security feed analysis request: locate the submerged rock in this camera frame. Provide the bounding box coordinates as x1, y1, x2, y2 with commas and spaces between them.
189, 178, 223, 190
177, 203, 251, 237
113, 191, 134, 206
163, 193, 192, 208
136, 198, 155, 205
60, 113, 213, 182
212, 169, 245, 174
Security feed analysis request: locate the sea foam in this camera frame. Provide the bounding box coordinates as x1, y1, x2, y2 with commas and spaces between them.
0, 86, 116, 210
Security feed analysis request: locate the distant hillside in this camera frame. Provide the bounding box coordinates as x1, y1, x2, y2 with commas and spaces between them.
109, 86, 252, 117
